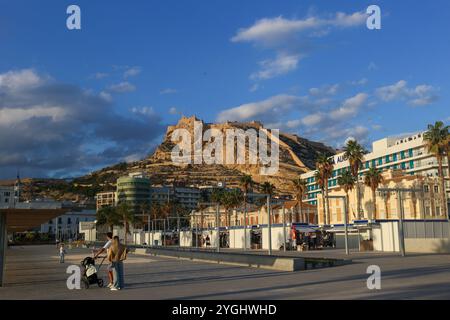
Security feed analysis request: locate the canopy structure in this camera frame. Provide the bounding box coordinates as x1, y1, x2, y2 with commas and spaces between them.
1, 208, 68, 233
0, 206, 69, 286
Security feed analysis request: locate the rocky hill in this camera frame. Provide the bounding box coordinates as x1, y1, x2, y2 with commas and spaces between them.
6, 116, 335, 199
84, 116, 334, 194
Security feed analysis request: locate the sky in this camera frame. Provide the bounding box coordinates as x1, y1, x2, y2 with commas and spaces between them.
0, 0, 449, 179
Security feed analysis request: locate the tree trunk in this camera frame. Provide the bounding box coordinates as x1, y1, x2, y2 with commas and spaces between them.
324, 186, 330, 225
356, 181, 361, 220
372, 188, 377, 220
438, 157, 447, 217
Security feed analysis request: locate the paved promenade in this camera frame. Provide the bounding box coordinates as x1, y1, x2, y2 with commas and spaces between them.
1, 245, 450, 299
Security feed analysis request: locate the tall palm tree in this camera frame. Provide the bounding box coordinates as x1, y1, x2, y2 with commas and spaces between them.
116, 201, 135, 245
424, 121, 449, 217
261, 182, 275, 225
337, 170, 356, 221
96, 206, 121, 232
292, 177, 308, 222
343, 139, 367, 219
364, 167, 384, 220
239, 175, 254, 227
316, 153, 334, 225
314, 170, 326, 224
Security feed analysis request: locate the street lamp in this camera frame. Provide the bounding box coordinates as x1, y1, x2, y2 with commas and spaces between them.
377, 187, 422, 257
325, 195, 349, 255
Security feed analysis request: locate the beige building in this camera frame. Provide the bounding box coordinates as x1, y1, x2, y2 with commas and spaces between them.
191, 200, 317, 229
96, 191, 116, 210
317, 169, 447, 225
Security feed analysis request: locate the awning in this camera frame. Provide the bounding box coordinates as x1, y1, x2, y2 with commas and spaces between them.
1, 208, 68, 233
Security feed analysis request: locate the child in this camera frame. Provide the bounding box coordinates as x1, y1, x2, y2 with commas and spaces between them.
59, 243, 66, 263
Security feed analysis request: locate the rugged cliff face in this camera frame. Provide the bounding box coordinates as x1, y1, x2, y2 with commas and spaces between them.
136, 116, 335, 194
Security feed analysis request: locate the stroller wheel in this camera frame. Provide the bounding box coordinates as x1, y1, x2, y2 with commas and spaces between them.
82, 277, 90, 289
97, 279, 104, 288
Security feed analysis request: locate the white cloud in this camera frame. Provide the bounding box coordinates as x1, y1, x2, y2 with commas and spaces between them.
330, 93, 368, 119
0, 69, 43, 90
231, 12, 366, 46
123, 66, 141, 78
250, 53, 301, 80
108, 81, 136, 93
375, 80, 439, 106
249, 83, 260, 92
131, 106, 157, 117
309, 84, 340, 96
232, 11, 367, 81
217, 94, 304, 122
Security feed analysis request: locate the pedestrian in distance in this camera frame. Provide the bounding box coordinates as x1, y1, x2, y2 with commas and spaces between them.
59, 243, 66, 263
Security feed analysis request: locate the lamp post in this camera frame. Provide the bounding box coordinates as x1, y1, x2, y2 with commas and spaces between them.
325, 195, 349, 255
378, 187, 422, 257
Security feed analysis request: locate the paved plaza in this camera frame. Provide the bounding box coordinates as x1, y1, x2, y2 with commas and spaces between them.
1, 245, 450, 299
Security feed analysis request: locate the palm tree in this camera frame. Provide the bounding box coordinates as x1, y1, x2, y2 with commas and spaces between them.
424, 121, 449, 217
261, 182, 275, 225
316, 153, 334, 225
337, 170, 356, 221
223, 189, 243, 227
239, 175, 253, 227
343, 139, 367, 219
292, 177, 308, 223
116, 201, 135, 245
364, 167, 384, 220
96, 206, 121, 232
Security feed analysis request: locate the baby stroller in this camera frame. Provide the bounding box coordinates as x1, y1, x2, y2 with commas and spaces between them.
80, 256, 104, 289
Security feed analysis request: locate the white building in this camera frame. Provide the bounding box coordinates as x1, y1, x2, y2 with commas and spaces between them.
0, 186, 14, 208
40, 209, 96, 240
301, 132, 449, 208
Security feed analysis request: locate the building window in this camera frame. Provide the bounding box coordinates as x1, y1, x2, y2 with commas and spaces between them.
424, 185, 429, 193
393, 154, 398, 162
434, 186, 439, 193
436, 206, 441, 216
67, 218, 72, 224
385, 155, 390, 163
378, 158, 383, 166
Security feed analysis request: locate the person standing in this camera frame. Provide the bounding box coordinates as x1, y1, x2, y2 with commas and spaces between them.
108, 236, 127, 291
93, 232, 114, 288
59, 243, 66, 263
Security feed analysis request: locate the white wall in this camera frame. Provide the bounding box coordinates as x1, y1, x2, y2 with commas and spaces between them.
180, 231, 192, 247
372, 222, 400, 252
229, 228, 251, 249
262, 226, 290, 250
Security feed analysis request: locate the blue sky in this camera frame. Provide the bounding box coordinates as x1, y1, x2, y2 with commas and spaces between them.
0, 0, 448, 178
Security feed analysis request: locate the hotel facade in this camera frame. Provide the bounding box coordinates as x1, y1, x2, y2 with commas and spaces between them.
301, 132, 450, 220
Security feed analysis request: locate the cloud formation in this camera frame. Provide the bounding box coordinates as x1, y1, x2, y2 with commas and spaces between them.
375, 80, 439, 106
231, 11, 367, 80
0, 69, 165, 178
